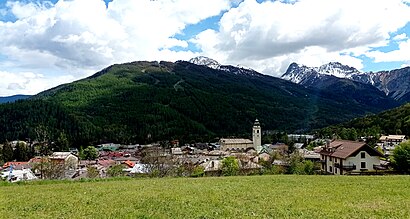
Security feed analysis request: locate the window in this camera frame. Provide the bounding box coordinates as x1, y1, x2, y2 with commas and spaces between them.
329, 157, 332, 162
361, 162, 366, 169
361, 152, 365, 159
335, 168, 338, 174
329, 166, 333, 172
257, 130, 259, 134
335, 158, 338, 163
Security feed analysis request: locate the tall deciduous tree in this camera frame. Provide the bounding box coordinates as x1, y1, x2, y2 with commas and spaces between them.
392, 141, 410, 173
81, 146, 99, 160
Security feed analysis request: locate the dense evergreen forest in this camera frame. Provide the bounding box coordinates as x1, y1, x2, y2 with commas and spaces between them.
0, 61, 401, 147
318, 103, 410, 140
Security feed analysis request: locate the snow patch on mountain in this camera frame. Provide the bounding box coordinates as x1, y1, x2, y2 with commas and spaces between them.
281, 62, 363, 84
281, 62, 410, 102
188, 56, 262, 78
188, 56, 221, 69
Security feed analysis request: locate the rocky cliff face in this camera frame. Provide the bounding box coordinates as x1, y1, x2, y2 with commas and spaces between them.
282, 63, 410, 103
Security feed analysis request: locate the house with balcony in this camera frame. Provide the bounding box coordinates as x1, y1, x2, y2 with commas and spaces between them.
319, 140, 384, 175
378, 135, 407, 156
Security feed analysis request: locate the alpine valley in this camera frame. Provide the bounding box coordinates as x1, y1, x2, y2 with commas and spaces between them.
0, 57, 404, 146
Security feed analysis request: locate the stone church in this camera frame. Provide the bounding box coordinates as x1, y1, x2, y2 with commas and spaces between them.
219, 119, 262, 151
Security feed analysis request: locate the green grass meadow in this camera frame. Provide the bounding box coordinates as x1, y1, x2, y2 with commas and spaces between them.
1, 175, 409, 218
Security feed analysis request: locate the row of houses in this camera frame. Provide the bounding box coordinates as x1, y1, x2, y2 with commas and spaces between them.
1, 132, 407, 181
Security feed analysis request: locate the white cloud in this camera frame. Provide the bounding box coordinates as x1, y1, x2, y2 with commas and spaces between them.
1, 0, 410, 96
0, 70, 76, 96
193, 0, 410, 76
0, 0, 234, 95
367, 39, 410, 63
393, 33, 408, 41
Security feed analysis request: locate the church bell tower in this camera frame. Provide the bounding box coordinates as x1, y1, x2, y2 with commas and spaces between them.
253, 119, 261, 150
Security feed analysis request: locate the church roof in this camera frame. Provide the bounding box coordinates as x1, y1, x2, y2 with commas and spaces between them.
220, 138, 253, 144
254, 119, 260, 126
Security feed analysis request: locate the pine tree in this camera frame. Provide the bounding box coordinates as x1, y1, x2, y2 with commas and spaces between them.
2, 141, 14, 162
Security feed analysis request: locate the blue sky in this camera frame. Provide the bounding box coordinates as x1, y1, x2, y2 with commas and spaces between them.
0, 0, 410, 96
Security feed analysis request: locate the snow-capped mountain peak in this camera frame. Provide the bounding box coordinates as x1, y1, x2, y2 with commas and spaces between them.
188, 56, 221, 69
281, 62, 362, 84
317, 62, 361, 78
188, 56, 262, 77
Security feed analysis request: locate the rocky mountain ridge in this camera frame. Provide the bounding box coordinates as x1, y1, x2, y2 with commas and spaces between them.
282, 62, 410, 102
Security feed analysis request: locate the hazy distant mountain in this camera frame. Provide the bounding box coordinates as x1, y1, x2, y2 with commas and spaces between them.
0, 95, 31, 103
282, 62, 410, 103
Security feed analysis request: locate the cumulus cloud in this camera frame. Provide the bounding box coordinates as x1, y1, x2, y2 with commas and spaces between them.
393, 33, 408, 41
193, 0, 410, 75
1, 0, 410, 95
367, 39, 410, 63
0, 70, 76, 96
0, 0, 233, 95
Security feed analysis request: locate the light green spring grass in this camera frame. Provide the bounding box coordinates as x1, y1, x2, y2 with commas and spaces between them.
1, 175, 409, 218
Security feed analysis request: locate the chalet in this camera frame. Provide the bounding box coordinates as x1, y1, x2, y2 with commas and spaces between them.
319, 140, 384, 175
49, 152, 79, 170
379, 135, 407, 156
200, 159, 222, 176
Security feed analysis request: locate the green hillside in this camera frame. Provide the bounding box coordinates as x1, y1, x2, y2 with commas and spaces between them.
0, 61, 399, 145
319, 103, 410, 138
1, 175, 409, 218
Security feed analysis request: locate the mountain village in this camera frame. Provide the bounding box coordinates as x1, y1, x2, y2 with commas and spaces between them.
1, 119, 407, 182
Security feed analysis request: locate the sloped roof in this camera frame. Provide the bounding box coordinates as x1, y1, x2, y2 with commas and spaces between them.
2, 162, 29, 169
320, 140, 383, 159
124, 160, 135, 168
50, 152, 77, 160
220, 138, 252, 144
379, 135, 406, 141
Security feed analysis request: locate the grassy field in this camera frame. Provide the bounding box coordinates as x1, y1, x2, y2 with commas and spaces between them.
1, 175, 409, 218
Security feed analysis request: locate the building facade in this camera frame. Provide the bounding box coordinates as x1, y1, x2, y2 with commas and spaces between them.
219, 138, 253, 151
319, 140, 384, 175
252, 119, 262, 152
378, 135, 407, 156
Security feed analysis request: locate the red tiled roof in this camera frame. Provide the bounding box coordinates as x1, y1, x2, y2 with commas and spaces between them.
2, 162, 29, 168
124, 160, 135, 168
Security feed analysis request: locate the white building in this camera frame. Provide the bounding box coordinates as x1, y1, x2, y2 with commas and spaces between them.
1, 169, 37, 182
253, 119, 262, 152
319, 140, 384, 175
379, 135, 407, 156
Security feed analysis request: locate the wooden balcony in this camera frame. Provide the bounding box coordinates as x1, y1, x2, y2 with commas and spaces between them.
334, 163, 356, 170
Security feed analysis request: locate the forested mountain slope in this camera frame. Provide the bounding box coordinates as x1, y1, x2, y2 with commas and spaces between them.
0, 61, 400, 145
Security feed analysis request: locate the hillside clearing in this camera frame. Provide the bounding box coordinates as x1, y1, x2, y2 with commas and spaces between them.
1, 175, 409, 218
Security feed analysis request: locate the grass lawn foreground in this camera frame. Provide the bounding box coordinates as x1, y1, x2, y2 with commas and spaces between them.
1, 175, 409, 218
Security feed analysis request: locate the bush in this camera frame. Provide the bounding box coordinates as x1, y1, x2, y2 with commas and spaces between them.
87, 166, 99, 178
191, 166, 205, 177
107, 164, 125, 177
392, 141, 410, 173
221, 157, 239, 176
80, 146, 99, 160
